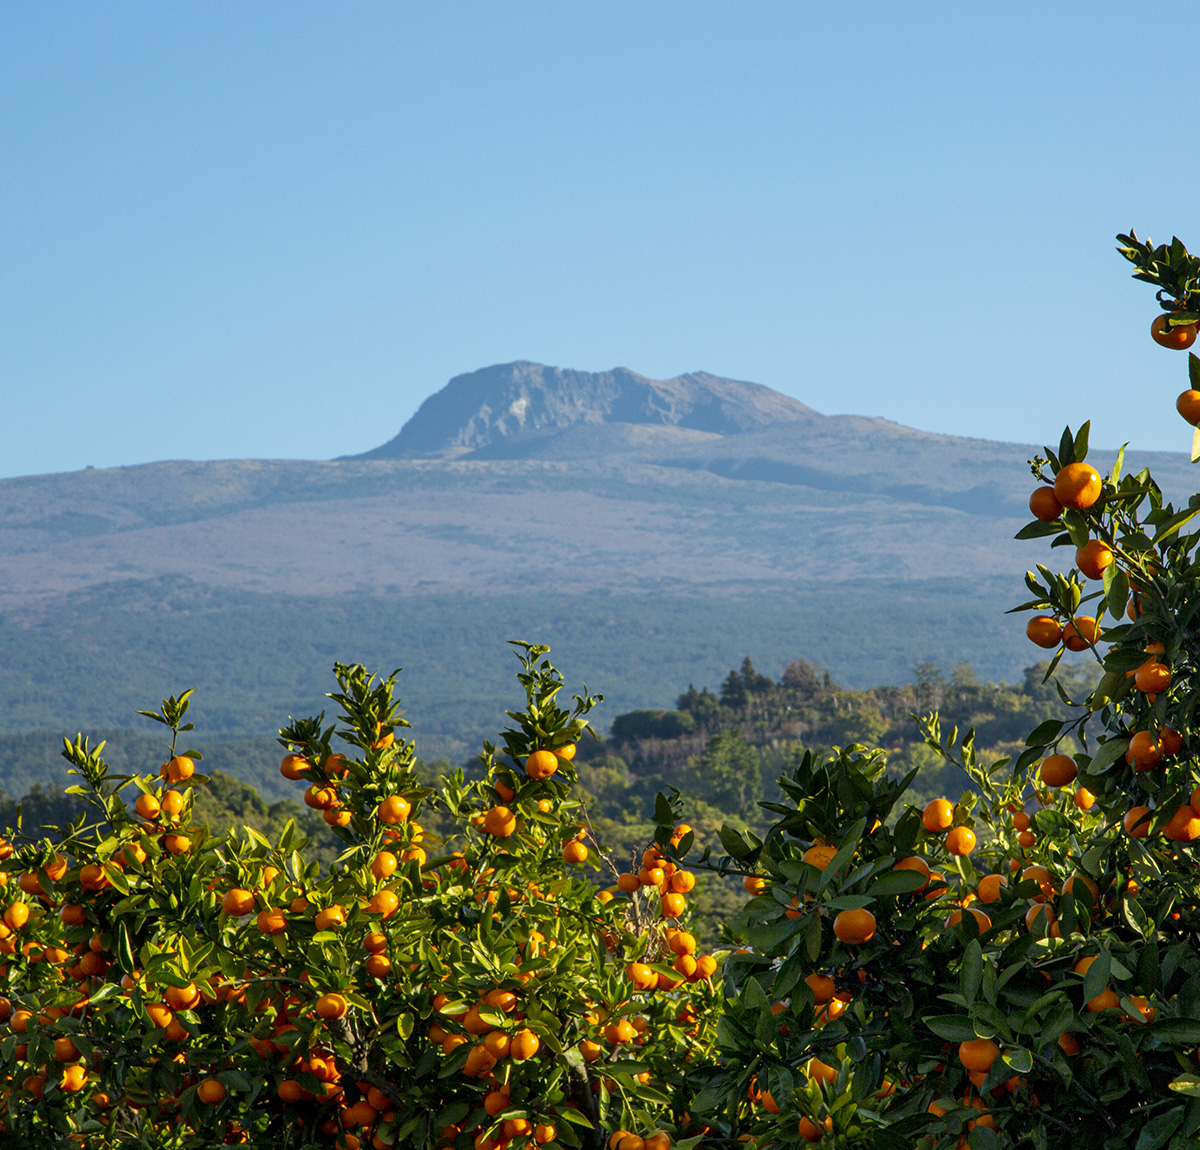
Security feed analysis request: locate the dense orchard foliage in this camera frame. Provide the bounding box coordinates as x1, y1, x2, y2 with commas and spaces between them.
3, 232, 1200, 1150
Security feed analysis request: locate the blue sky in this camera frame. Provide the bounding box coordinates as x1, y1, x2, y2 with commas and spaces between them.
3, 3, 1199, 479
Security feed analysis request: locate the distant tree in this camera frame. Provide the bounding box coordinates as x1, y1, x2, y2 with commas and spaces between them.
675, 684, 721, 726
913, 660, 946, 710
681, 729, 763, 812
779, 658, 826, 697
610, 710, 697, 743
949, 660, 979, 688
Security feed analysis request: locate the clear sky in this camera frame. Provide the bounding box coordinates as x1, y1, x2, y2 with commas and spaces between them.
3, 3, 1199, 479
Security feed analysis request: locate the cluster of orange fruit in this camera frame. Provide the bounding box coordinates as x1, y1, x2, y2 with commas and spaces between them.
611, 826, 695, 920
1147, 309, 1200, 426
473, 747, 579, 851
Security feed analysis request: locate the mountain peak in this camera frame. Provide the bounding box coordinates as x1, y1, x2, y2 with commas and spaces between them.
348, 361, 820, 460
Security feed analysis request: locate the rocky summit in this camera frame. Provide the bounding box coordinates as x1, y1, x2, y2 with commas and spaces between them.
347, 361, 819, 460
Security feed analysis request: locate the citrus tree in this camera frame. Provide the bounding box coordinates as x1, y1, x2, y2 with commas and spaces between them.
0, 642, 717, 1150
636, 232, 1200, 1150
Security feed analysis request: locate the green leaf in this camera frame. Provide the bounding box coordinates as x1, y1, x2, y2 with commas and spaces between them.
1015, 521, 1063, 540
1001, 1047, 1033, 1074
1149, 1019, 1200, 1045
1169, 1074, 1200, 1098
1190, 352, 1200, 391
868, 869, 928, 897
960, 941, 982, 1005
1072, 421, 1090, 463
1135, 1107, 1183, 1150
1025, 719, 1064, 747
968, 1128, 999, 1150
1081, 950, 1111, 1003
1104, 565, 1130, 620
923, 1014, 976, 1042
1088, 737, 1129, 774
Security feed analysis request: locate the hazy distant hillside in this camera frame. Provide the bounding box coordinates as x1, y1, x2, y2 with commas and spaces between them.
0, 359, 1190, 749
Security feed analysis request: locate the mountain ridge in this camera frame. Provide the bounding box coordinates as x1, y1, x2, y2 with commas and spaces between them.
346, 360, 821, 460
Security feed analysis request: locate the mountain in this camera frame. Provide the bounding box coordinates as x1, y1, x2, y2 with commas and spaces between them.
1, 360, 1195, 760
347, 362, 819, 460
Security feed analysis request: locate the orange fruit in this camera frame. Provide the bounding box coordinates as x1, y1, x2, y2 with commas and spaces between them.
160, 790, 184, 817
976, 874, 1006, 904
198, 1079, 227, 1104
668, 930, 697, 956
1028, 486, 1063, 521
806, 973, 835, 1003
805, 1057, 837, 1085
166, 755, 194, 783
222, 889, 255, 917
958, 1038, 1000, 1072
315, 905, 347, 930
894, 856, 931, 890
1054, 462, 1102, 510
1160, 726, 1183, 756
562, 841, 588, 864
145, 1002, 174, 1028
616, 873, 640, 893
945, 907, 991, 933
511, 1028, 540, 1060
1177, 390, 1200, 425
60, 1064, 87, 1092
525, 750, 559, 780
162, 833, 191, 855
660, 892, 686, 918
922, 798, 954, 833
370, 852, 398, 880
833, 908, 876, 944
1151, 313, 1198, 349
1062, 873, 1099, 907
743, 875, 767, 894
1021, 865, 1055, 900
256, 909, 287, 935
1062, 616, 1100, 651
4, 902, 29, 930
1075, 540, 1113, 580
1128, 730, 1162, 770
1074, 786, 1096, 810
315, 993, 348, 1020
135, 793, 161, 820
1086, 988, 1120, 1012
1025, 615, 1062, 648
483, 806, 517, 837
670, 870, 695, 892
1024, 904, 1055, 934
946, 826, 976, 856
625, 962, 656, 990
377, 796, 411, 824
798, 1116, 831, 1141
1163, 805, 1200, 842
1123, 806, 1153, 838
802, 844, 837, 871
277, 1079, 303, 1102
1134, 662, 1171, 694
279, 754, 309, 780
364, 954, 391, 978
367, 889, 399, 917
165, 983, 200, 1010
1039, 754, 1077, 787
